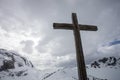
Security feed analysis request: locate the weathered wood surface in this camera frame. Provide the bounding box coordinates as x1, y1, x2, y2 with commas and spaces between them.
53, 13, 98, 80
53, 23, 97, 31
72, 13, 87, 80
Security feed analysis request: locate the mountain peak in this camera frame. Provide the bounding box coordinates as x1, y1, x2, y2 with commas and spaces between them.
0, 49, 35, 79
90, 56, 120, 68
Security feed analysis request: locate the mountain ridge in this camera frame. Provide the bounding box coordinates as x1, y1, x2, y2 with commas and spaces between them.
0, 48, 120, 80
89, 56, 120, 69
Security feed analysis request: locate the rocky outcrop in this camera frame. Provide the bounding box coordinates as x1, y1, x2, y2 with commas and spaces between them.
0, 60, 15, 71
90, 56, 120, 68
0, 49, 34, 78
0, 49, 33, 70
91, 61, 100, 68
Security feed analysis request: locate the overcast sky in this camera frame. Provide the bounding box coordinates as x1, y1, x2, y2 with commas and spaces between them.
0, 0, 120, 70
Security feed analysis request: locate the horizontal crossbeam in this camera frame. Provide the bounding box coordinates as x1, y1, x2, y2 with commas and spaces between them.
53, 23, 98, 31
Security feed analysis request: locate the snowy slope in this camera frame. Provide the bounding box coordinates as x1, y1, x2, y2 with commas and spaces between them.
40, 57, 120, 80
87, 67, 120, 80
0, 49, 120, 80
40, 67, 107, 80
0, 49, 42, 80
87, 57, 120, 80
41, 68, 78, 80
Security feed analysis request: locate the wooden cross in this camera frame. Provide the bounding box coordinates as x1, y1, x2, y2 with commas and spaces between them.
53, 13, 98, 80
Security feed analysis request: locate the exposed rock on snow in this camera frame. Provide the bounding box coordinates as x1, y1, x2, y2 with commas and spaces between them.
0, 49, 36, 80
90, 57, 120, 68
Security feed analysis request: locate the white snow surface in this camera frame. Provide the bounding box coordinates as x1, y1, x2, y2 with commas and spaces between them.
87, 67, 120, 80
0, 49, 120, 80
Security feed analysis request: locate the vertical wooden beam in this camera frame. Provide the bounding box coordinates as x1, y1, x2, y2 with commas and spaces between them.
72, 13, 87, 80
53, 13, 97, 80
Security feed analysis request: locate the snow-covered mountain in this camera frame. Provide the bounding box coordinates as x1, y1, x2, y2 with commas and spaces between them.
40, 67, 107, 80
89, 57, 120, 68
0, 49, 120, 80
0, 49, 42, 80
41, 56, 120, 80
40, 68, 78, 80
87, 57, 120, 80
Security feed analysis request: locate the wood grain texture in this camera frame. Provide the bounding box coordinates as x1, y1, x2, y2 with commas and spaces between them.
72, 13, 87, 80
53, 23, 98, 31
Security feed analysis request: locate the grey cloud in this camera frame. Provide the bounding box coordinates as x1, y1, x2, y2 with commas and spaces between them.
0, 0, 34, 33
50, 36, 75, 56
35, 35, 54, 53
20, 40, 34, 54
56, 59, 77, 68
31, 0, 120, 62
86, 41, 120, 64
56, 55, 77, 68
0, 0, 120, 69
35, 34, 76, 56
21, 0, 61, 21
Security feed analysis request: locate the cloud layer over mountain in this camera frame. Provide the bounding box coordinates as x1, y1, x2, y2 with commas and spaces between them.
0, 0, 120, 69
